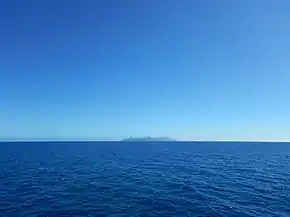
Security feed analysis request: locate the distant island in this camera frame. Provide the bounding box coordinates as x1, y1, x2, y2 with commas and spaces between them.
122, 136, 176, 142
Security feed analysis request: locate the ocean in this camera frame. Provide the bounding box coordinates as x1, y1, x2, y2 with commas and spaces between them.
0, 141, 290, 216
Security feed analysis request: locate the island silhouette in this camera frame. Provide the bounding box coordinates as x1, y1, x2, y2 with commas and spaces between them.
122, 136, 176, 142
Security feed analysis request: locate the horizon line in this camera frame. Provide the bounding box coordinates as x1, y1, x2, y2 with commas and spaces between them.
1, 139, 290, 143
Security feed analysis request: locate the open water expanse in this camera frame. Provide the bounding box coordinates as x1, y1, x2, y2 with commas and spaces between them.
0, 141, 290, 216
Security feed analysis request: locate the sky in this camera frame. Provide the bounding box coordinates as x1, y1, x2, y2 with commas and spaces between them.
1, 0, 290, 141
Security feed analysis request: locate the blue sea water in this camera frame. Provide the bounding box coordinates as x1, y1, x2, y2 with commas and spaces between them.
0, 142, 290, 217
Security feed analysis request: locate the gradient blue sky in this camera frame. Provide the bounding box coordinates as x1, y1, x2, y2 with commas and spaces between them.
1, 0, 290, 141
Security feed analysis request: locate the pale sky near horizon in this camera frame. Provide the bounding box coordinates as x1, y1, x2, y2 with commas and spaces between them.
1, 1, 290, 141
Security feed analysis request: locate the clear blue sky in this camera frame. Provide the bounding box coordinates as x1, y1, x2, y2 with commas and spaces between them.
1, 0, 290, 141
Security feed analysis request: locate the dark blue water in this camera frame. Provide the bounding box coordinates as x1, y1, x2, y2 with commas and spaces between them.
1, 142, 290, 217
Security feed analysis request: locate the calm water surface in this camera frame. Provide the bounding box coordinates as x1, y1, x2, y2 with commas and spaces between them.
0, 142, 290, 216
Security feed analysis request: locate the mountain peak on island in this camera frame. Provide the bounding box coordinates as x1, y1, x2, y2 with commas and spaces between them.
122, 136, 176, 142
